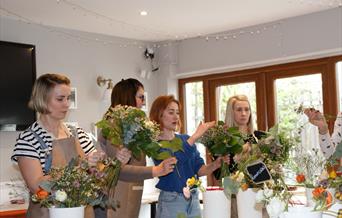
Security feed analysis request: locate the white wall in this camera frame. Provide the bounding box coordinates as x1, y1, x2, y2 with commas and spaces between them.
0, 17, 157, 181
175, 7, 342, 77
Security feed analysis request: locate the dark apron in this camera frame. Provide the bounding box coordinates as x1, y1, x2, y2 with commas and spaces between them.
26, 134, 92, 218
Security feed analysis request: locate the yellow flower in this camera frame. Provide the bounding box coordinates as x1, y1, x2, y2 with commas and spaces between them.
187, 177, 196, 187
328, 170, 337, 179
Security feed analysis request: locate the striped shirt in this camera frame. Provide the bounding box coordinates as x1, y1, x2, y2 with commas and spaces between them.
11, 121, 95, 173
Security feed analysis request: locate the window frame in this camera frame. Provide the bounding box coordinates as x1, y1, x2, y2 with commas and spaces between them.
178, 55, 342, 185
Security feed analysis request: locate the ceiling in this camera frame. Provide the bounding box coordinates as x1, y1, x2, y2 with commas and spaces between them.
0, 0, 341, 42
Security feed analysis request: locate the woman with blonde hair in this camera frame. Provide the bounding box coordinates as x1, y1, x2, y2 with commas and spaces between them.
225, 94, 254, 135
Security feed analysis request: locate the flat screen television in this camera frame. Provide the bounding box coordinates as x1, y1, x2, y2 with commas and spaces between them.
0, 41, 36, 131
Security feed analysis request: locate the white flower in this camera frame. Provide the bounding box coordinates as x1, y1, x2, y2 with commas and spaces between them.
264, 189, 274, 198
266, 197, 285, 218
255, 190, 265, 203
55, 190, 67, 202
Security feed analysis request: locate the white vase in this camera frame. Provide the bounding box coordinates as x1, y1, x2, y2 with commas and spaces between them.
49, 206, 85, 218
236, 188, 262, 218
281, 206, 322, 218
305, 187, 315, 207
203, 187, 231, 218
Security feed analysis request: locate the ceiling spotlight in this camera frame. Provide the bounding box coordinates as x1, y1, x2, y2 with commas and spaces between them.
140, 11, 148, 16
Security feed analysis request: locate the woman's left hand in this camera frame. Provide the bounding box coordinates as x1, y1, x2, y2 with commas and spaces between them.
115, 147, 132, 165
87, 149, 106, 166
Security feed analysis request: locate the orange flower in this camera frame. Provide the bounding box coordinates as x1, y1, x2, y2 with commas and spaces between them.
325, 191, 333, 208
312, 187, 325, 199
296, 174, 305, 183
241, 183, 249, 191
36, 188, 49, 200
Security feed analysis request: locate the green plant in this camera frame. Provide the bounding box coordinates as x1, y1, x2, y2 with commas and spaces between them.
96, 105, 183, 191
32, 157, 110, 208
200, 121, 244, 179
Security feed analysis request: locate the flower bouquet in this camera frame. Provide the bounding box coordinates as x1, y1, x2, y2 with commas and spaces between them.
311, 187, 334, 211
31, 157, 111, 211
200, 121, 244, 179
96, 105, 183, 192
182, 176, 205, 199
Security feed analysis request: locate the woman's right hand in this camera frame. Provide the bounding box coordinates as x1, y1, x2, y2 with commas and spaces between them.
115, 147, 132, 165
304, 108, 328, 134
187, 121, 216, 145
152, 157, 178, 177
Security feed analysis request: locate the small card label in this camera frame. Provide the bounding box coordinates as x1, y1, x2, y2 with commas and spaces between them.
246, 161, 272, 184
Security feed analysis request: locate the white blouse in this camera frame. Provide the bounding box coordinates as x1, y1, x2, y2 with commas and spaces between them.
319, 112, 342, 159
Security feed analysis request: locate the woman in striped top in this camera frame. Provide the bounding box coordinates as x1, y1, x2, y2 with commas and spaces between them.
11, 73, 130, 218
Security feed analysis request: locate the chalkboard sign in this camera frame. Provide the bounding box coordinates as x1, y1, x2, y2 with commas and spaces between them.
246, 161, 272, 184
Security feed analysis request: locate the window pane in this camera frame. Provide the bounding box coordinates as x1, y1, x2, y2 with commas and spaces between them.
216, 82, 257, 127
185, 82, 204, 134
337, 61, 342, 111
184, 82, 206, 186
275, 74, 323, 127
275, 74, 325, 185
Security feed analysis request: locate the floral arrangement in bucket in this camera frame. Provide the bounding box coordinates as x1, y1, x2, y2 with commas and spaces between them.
227, 125, 295, 192
311, 187, 334, 211
255, 186, 292, 218
217, 123, 297, 218
96, 105, 183, 191
315, 142, 342, 205
31, 157, 110, 209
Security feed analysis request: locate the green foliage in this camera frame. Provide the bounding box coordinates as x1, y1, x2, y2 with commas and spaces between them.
96, 105, 182, 160
200, 121, 244, 178
200, 122, 244, 157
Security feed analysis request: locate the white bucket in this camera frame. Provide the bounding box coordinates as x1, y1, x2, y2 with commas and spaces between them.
203, 187, 231, 218
49, 206, 85, 218
305, 187, 315, 207
236, 188, 263, 218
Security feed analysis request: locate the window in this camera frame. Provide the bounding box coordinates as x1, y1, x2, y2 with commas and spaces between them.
274, 74, 323, 128
179, 55, 342, 185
